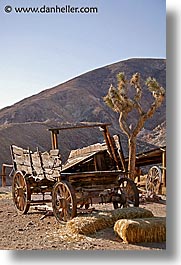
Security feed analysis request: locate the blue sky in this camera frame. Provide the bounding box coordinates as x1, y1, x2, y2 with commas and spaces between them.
0, 0, 166, 109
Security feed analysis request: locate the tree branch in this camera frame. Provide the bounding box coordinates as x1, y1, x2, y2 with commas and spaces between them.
119, 112, 131, 138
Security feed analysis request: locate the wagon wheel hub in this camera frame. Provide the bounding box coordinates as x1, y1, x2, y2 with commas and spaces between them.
17, 187, 24, 197
60, 198, 68, 209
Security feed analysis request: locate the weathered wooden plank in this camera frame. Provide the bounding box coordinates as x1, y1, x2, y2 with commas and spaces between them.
69, 177, 119, 188
42, 157, 50, 168
31, 153, 42, 167
13, 154, 25, 165
11, 145, 25, 156
49, 149, 60, 156
42, 156, 62, 169
75, 183, 117, 191
51, 158, 62, 168
69, 143, 107, 159
16, 164, 32, 174
43, 155, 57, 168
69, 174, 118, 181
48, 123, 111, 132
10, 145, 58, 183
23, 154, 31, 166
33, 166, 44, 176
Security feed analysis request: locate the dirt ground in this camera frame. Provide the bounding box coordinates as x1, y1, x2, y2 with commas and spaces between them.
0, 187, 166, 251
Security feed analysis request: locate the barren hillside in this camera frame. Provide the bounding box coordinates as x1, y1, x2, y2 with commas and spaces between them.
0, 58, 166, 184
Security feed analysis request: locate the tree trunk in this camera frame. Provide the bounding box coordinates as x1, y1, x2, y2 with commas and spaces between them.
128, 136, 137, 180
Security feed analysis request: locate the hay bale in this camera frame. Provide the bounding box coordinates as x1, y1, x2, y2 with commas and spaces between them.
114, 217, 166, 243
111, 207, 154, 222
66, 216, 112, 235
66, 207, 154, 235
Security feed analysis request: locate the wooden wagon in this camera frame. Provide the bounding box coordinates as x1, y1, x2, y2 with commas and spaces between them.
134, 146, 166, 195
9, 123, 139, 223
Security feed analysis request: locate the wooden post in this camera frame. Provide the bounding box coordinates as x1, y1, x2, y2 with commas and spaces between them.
100, 125, 114, 160
1, 164, 13, 187
51, 131, 54, 149
51, 130, 59, 149
113, 134, 126, 171
162, 149, 166, 187
100, 125, 122, 170
2, 164, 6, 187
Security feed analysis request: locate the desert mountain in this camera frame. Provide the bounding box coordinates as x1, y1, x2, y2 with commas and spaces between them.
0, 58, 166, 182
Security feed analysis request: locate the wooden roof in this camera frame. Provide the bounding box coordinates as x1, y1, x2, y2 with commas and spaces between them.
62, 142, 107, 171
61, 137, 166, 171
134, 146, 166, 167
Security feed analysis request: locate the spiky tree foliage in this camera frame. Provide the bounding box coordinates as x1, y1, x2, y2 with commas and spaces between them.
104, 72, 165, 180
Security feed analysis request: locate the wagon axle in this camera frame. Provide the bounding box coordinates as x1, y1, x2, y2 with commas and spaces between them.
99, 188, 125, 205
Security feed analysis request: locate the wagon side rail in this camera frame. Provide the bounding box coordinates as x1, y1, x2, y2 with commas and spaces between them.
9, 145, 62, 182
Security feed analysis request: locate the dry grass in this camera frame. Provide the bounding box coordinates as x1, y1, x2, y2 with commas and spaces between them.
114, 217, 166, 243
66, 207, 154, 235
0, 192, 12, 199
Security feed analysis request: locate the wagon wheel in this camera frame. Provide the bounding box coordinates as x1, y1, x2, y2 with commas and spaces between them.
146, 166, 162, 195
113, 177, 139, 209
12, 171, 31, 214
52, 180, 77, 223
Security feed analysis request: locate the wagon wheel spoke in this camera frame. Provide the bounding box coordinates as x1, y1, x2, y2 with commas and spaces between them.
66, 195, 71, 201
16, 175, 21, 187
52, 180, 77, 223
58, 185, 63, 198
65, 207, 72, 222
59, 201, 71, 222
54, 208, 64, 222
60, 184, 70, 200
62, 185, 67, 193
12, 171, 31, 214
19, 174, 25, 187
19, 196, 25, 211
63, 208, 69, 222
61, 185, 68, 196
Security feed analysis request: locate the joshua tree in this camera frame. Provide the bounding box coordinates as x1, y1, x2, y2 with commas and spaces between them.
104, 72, 165, 180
